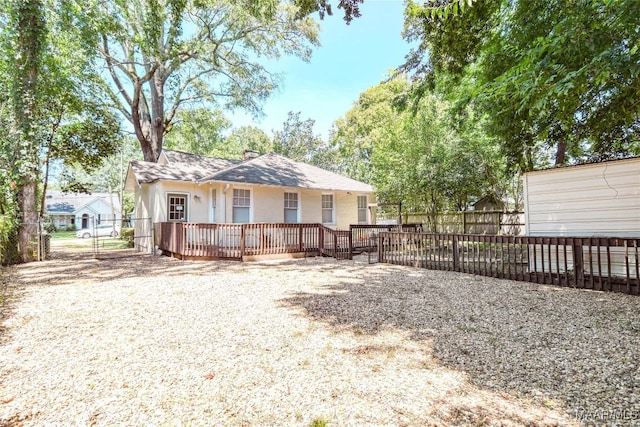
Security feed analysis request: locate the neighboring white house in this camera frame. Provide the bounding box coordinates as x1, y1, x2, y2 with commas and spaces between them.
523, 157, 640, 237
45, 191, 122, 230
125, 150, 376, 251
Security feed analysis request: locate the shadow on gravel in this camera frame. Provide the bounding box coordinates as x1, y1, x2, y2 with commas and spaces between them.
281, 262, 640, 422
14, 248, 255, 288
7, 248, 640, 424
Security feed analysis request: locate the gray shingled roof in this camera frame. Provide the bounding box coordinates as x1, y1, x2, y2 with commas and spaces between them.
161, 150, 241, 172
128, 150, 240, 186
203, 153, 374, 192
127, 150, 374, 193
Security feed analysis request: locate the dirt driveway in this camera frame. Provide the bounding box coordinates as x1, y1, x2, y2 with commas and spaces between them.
1, 247, 639, 426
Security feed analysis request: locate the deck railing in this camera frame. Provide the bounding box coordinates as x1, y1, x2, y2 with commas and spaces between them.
378, 232, 640, 295
320, 226, 353, 260
154, 222, 352, 260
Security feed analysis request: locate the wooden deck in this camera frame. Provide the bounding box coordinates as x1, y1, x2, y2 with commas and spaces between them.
155, 222, 358, 261
154, 223, 429, 262
155, 222, 639, 295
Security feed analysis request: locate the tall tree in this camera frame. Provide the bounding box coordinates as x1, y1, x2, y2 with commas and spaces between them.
225, 125, 274, 156
89, 0, 319, 163
1, 0, 122, 262
403, 0, 640, 169
332, 76, 511, 221
272, 111, 323, 163
4, 0, 46, 262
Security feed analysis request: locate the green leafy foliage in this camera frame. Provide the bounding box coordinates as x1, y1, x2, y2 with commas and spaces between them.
404, 0, 640, 169
0, 0, 127, 262
164, 109, 233, 156
119, 228, 135, 248
226, 126, 274, 156
332, 76, 515, 218
84, 0, 320, 162
294, 0, 363, 23
272, 111, 324, 163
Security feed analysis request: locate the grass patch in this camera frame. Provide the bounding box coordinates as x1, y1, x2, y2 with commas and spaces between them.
309, 416, 330, 427
50, 231, 77, 240
99, 239, 131, 249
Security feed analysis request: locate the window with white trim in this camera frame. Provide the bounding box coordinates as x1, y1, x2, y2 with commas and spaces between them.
357, 195, 368, 224
284, 192, 299, 223
233, 189, 251, 223
211, 189, 217, 223
168, 193, 187, 221
322, 194, 334, 224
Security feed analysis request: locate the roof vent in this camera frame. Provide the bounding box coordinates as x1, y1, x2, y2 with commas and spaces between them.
243, 150, 259, 161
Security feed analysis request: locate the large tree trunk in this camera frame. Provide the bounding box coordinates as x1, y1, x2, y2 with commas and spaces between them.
132, 77, 165, 163
150, 71, 165, 163
12, 0, 46, 263
18, 180, 39, 263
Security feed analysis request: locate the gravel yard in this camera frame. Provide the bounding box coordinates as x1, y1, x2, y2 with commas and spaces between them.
1, 249, 639, 426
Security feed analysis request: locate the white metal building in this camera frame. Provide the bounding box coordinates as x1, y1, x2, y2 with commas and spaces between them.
523, 157, 640, 278
523, 157, 640, 237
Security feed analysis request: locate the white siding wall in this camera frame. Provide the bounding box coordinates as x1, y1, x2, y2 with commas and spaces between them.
134, 185, 152, 252
135, 181, 376, 251
253, 186, 286, 223
300, 189, 322, 224
147, 182, 211, 223
524, 158, 640, 237
334, 193, 356, 229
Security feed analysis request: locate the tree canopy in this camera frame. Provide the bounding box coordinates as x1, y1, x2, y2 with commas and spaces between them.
331, 76, 515, 221
1, 0, 122, 262
84, 0, 319, 162
403, 0, 640, 169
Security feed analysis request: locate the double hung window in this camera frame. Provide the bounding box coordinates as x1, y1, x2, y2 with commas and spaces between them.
322, 194, 334, 224
284, 192, 299, 223
233, 189, 251, 223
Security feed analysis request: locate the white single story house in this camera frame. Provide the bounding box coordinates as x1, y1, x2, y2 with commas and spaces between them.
45, 191, 122, 230
125, 149, 376, 251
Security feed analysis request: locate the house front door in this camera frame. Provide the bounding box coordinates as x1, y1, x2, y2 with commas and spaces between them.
82, 214, 89, 229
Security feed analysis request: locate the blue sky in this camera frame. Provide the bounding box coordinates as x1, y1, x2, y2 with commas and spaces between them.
230, 0, 412, 139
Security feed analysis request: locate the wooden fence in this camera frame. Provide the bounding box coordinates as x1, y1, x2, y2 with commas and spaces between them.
378, 232, 640, 295
350, 224, 422, 251
154, 222, 353, 261
379, 211, 525, 235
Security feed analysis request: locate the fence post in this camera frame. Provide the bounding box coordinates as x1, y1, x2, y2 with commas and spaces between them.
378, 233, 383, 263
299, 225, 303, 252
452, 235, 459, 271
462, 211, 467, 234
240, 224, 246, 258
572, 238, 584, 287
